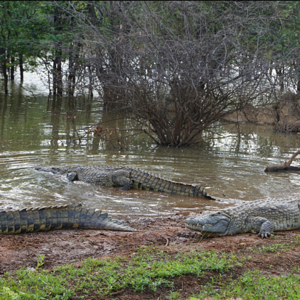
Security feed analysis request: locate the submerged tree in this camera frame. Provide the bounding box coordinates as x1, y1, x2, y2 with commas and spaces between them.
68, 1, 276, 146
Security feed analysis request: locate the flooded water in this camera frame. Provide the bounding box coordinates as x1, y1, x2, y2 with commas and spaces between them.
1, 73, 300, 217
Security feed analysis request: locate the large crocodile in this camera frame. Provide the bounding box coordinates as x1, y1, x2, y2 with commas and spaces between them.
0, 203, 135, 234
35, 165, 214, 199
185, 198, 300, 238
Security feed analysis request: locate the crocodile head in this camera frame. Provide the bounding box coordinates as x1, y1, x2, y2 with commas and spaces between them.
35, 166, 67, 175
185, 211, 231, 236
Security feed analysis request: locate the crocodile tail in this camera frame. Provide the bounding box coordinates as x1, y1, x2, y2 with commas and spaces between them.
130, 169, 214, 199
0, 204, 135, 234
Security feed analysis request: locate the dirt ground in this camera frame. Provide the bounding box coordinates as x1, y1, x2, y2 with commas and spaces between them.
1, 214, 300, 299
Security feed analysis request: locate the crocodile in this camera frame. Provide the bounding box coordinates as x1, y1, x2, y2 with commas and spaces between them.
35, 165, 214, 199
185, 198, 300, 238
0, 203, 135, 234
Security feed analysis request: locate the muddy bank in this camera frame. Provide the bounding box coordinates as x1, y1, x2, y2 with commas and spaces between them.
0, 214, 299, 275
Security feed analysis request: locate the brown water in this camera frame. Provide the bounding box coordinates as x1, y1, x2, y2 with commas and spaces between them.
1, 74, 300, 216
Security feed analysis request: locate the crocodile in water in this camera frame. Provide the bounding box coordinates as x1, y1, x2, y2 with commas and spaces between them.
185, 198, 300, 238
35, 165, 214, 199
0, 203, 135, 234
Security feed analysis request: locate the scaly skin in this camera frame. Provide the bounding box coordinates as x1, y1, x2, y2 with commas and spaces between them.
0, 203, 135, 234
185, 198, 300, 238
35, 165, 214, 199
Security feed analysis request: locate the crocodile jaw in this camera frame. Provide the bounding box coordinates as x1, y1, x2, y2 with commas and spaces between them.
185, 211, 231, 235
35, 166, 66, 175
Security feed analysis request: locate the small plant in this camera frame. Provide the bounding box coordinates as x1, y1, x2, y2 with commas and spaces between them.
259, 243, 289, 253
169, 291, 181, 300
250, 243, 290, 253
0, 287, 19, 299
294, 235, 300, 244
36, 254, 45, 270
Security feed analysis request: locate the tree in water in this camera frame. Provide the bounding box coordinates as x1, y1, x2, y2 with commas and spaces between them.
71, 1, 277, 146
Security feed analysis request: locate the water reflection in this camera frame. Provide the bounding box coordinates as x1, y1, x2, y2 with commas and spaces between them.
1, 78, 300, 216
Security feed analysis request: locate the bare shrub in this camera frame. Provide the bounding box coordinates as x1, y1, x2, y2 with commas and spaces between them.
58, 1, 279, 146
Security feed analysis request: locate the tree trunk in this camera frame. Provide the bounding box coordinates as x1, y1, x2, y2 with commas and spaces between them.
68, 44, 75, 96
276, 68, 284, 92
10, 56, 14, 80
88, 65, 93, 98
0, 47, 8, 94
56, 48, 63, 96
19, 53, 24, 82
53, 60, 57, 95
53, 7, 63, 96
6, 52, 10, 81
265, 150, 300, 172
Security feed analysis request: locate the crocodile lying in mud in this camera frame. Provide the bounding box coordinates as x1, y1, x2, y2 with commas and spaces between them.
185, 198, 300, 238
0, 203, 135, 234
35, 165, 214, 199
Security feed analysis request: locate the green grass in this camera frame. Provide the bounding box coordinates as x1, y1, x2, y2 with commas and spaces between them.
0, 246, 238, 299
258, 243, 290, 253
192, 270, 300, 299
3, 242, 300, 300
0, 268, 72, 299
249, 243, 290, 253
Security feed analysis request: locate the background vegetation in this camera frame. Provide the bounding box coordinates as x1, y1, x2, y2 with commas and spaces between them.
1, 1, 300, 146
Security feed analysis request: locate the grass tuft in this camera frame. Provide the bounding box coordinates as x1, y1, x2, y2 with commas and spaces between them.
0, 246, 238, 299
192, 270, 300, 299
